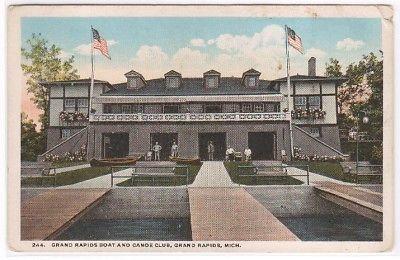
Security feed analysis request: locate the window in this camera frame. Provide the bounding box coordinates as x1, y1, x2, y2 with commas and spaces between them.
309, 127, 321, 138
61, 128, 71, 139
64, 99, 75, 112
103, 104, 111, 114
294, 96, 307, 110
274, 103, 280, 112
121, 105, 131, 114
241, 103, 252, 113
248, 77, 256, 87
308, 96, 321, 110
204, 104, 222, 113
294, 96, 321, 110
132, 104, 143, 113
111, 104, 119, 114
163, 104, 180, 113
207, 77, 218, 88
253, 103, 264, 112
77, 98, 88, 114
127, 78, 137, 89
166, 77, 179, 88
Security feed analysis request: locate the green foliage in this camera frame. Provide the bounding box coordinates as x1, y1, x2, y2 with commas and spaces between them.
21, 113, 45, 161
289, 161, 347, 181
224, 162, 303, 185
21, 33, 79, 131
325, 58, 343, 77
117, 164, 202, 186
326, 53, 383, 164
21, 166, 111, 187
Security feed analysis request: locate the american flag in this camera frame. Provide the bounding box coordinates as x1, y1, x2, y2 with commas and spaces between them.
92, 28, 111, 59
287, 27, 304, 54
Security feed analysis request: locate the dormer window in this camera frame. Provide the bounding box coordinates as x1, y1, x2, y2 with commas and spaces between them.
164, 70, 182, 89
242, 68, 261, 88
166, 77, 179, 88
249, 77, 256, 87
124, 70, 146, 90
203, 69, 221, 89
207, 77, 218, 88
128, 78, 137, 89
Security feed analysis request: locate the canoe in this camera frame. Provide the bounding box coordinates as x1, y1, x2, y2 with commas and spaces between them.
169, 156, 201, 165
90, 156, 142, 167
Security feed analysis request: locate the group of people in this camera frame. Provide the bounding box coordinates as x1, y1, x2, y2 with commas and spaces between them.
146, 141, 179, 161
146, 140, 252, 161
207, 141, 252, 162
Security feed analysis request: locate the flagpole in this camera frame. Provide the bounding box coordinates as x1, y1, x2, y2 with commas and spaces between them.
88, 26, 95, 159
89, 26, 94, 114
285, 25, 294, 159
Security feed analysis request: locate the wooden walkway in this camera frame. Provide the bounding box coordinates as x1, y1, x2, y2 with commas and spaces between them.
21, 188, 109, 240
188, 187, 299, 241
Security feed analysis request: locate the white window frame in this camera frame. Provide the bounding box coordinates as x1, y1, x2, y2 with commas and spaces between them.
308, 96, 321, 110
64, 98, 76, 108
121, 104, 131, 114
253, 103, 264, 112
241, 103, 252, 113
248, 77, 256, 87
294, 96, 307, 110
167, 77, 179, 88
132, 104, 144, 113
207, 77, 218, 88
309, 127, 321, 138
61, 128, 72, 139
77, 98, 88, 108
128, 77, 137, 89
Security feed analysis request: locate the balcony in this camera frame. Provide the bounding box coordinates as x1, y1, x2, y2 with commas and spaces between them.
89, 112, 290, 122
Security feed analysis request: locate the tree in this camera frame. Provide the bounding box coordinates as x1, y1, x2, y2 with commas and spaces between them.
325, 58, 343, 77
21, 113, 45, 161
326, 53, 383, 163
21, 33, 79, 131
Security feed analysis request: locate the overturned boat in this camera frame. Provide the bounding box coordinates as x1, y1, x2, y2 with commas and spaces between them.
90, 155, 142, 167
169, 156, 201, 165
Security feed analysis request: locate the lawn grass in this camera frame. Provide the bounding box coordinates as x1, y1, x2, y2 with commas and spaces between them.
288, 161, 382, 184
224, 161, 303, 185
21, 166, 111, 187
116, 163, 202, 187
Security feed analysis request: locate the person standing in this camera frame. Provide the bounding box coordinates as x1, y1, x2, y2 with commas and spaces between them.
244, 147, 252, 162
153, 142, 162, 161
171, 141, 179, 157
226, 146, 235, 161
207, 141, 215, 161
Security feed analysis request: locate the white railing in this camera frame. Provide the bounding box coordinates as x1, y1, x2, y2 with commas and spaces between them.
89, 112, 290, 122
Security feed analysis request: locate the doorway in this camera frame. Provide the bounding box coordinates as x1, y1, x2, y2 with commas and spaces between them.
248, 132, 276, 160
102, 132, 129, 158
150, 133, 178, 160
198, 132, 226, 161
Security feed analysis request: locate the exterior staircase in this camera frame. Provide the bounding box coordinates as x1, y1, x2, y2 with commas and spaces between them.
37, 127, 88, 162
293, 125, 348, 159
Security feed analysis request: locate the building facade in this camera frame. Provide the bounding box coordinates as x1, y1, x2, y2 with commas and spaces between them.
42, 57, 346, 161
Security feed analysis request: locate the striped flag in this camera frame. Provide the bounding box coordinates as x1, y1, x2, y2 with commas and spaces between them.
92, 28, 111, 59
287, 27, 304, 54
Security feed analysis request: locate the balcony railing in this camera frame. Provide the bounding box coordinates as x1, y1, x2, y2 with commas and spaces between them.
89, 112, 290, 122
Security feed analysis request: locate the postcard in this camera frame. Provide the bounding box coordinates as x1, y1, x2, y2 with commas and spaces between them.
7, 4, 394, 252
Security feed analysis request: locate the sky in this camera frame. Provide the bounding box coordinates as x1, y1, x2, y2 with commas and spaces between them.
21, 17, 381, 124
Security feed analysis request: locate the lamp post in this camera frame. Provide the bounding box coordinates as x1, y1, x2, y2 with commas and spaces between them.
356, 110, 369, 175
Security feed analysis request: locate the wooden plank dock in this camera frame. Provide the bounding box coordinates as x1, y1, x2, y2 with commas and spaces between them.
188, 187, 299, 241
21, 188, 110, 240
